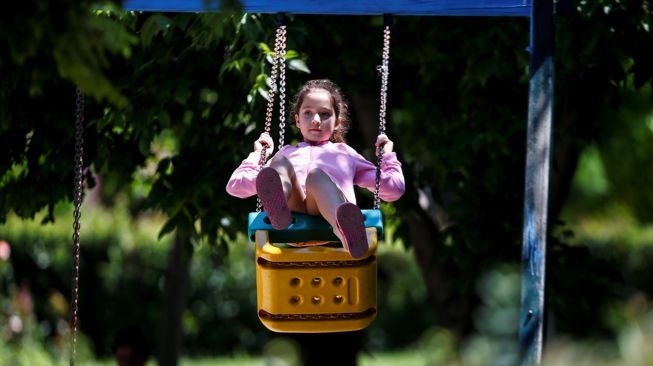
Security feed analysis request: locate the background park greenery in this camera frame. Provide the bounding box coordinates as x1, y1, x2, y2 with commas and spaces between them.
1, 0, 653, 365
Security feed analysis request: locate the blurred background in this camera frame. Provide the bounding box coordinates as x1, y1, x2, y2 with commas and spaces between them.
1, 1, 653, 365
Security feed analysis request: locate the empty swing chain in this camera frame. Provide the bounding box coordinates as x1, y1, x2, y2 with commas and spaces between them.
70, 87, 84, 366
257, 24, 287, 212
374, 24, 391, 210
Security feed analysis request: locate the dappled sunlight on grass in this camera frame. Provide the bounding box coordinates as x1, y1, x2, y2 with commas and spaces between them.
359, 350, 431, 366
83, 351, 435, 366
84, 357, 258, 366
544, 308, 653, 366
178, 356, 261, 366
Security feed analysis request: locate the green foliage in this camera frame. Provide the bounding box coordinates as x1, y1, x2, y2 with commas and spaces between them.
572, 146, 610, 198
552, 75, 653, 336
0, 1, 133, 105
0, 235, 95, 366
0, 0, 134, 224
0, 5, 313, 256
368, 244, 434, 350
0, 203, 166, 358
541, 306, 653, 366
597, 90, 653, 222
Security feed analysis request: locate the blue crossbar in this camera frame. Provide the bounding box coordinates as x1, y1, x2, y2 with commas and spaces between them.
122, 0, 531, 17
247, 209, 384, 243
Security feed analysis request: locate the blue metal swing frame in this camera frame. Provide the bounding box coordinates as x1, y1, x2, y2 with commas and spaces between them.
122, 1, 554, 364
124, 0, 532, 16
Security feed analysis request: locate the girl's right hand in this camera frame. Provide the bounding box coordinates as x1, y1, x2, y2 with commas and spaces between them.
254, 132, 274, 157
375, 134, 394, 155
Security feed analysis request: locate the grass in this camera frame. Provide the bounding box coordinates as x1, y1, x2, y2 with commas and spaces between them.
83, 350, 428, 366
359, 351, 426, 365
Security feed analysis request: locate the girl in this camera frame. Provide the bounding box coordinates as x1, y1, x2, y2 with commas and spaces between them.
226, 79, 404, 258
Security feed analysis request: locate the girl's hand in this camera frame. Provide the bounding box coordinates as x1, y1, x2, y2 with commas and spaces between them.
375, 134, 394, 155
254, 132, 274, 157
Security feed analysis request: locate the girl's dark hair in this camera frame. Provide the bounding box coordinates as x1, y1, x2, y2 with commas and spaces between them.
291, 79, 350, 143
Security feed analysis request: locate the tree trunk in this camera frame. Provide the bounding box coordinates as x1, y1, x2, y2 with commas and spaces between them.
158, 232, 192, 366
403, 208, 474, 336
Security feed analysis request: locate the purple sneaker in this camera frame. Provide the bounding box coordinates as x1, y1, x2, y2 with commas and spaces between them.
256, 167, 292, 230
335, 203, 368, 258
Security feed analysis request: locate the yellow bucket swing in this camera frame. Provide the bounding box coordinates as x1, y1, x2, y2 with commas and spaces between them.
247, 19, 392, 333
248, 211, 383, 333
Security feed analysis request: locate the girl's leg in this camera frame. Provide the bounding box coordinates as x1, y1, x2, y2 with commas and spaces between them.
256, 155, 305, 229
305, 169, 368, 258
268, 154, 306, 212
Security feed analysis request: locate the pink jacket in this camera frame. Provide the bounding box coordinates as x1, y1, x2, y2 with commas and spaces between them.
226, 141, 405, 204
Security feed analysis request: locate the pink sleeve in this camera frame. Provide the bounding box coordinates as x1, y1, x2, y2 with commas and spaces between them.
353, 150, 405, 202
225, 152, 261, 198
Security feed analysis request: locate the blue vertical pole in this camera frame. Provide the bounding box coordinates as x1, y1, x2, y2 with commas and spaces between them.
518, 0, 554, 364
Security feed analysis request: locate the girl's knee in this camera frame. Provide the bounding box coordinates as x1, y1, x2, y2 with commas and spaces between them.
270, 154, 291, 166
305, 168, 329, 187
269, 155, 295, 178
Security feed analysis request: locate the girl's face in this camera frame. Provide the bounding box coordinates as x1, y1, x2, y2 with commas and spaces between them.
295, 89, 340, 143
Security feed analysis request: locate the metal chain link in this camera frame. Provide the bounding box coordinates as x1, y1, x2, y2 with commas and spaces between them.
70, 88, 85, 366
257, 24, 286, 212
374, 25, 391, 210
277, 26, 287, 149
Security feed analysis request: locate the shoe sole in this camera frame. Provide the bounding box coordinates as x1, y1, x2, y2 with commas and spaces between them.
336, 203, 368, 258
256, 168, 292, 230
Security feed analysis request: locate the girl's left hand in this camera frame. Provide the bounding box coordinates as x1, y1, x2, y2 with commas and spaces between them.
375, 134, 394, 155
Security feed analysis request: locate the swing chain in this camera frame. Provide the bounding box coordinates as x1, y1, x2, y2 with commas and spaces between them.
257, 24, 287, 212
70, 87, 85, 366
374, 25, 391, 210
277, 25, 287, 150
